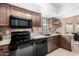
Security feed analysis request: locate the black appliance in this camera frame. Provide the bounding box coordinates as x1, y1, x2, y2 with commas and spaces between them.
9, 31, 35, 56
74, 33, 79, 41
15, 40, 35, 56
35, 38, 48, 56
9, 15, 32, 28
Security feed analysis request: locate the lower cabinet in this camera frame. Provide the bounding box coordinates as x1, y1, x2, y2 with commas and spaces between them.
59, 35, 71, 51
0, 35, 72, 56
47, 36, 59, 53
0, 45, 9, 56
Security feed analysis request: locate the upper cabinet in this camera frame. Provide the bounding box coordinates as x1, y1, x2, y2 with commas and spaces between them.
0, 4, 41, 27
32, 13, 41, 27
0, 4, 10, 26
48, 17, 61, 28
11, 6, 22, 17
11, 6, 41, 27
48, 17, 62, 33
22, 9, 32, 19
11, 6, 32, 19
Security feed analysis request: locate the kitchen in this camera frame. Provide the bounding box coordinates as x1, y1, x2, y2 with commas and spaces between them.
0, 3, 78, 56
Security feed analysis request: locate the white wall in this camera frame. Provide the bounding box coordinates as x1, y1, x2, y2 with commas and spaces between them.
59, 7, 79, 18
58, 4, 79, 19
9, 3, 57, 18
9, 3, 41, 13
37, 3, 57, 18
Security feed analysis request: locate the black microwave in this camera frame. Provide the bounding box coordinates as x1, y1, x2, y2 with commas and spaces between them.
9, 15, 32, 28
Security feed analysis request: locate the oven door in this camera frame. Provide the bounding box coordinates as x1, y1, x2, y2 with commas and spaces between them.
15, 42, 35, 56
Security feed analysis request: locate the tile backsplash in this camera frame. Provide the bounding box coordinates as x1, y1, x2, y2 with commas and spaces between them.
0, 27, 31, 35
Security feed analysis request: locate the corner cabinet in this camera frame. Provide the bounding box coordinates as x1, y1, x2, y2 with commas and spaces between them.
0, 4, 10, 26
47, 36, 59, 53
32, 13, 41, 27
59, 35, 71, 51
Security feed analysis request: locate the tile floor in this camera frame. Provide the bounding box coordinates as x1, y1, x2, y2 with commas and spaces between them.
47, 48, 79, 56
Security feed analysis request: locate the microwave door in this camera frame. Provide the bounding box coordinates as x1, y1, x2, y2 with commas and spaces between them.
19, 20, 24, 27
21, 20, 25, 27
16, 20, 18, 26
11, 19, 15, 26
11, 19, 18, 26
25, 21, 29, 27
19, 20, 22, 27
28, 20, 32, 28
29, 20, 32, 28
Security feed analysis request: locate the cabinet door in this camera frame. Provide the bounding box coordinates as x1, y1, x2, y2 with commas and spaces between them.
0, 4, 10, 26
59, 36, 71, 51
32, 13, 36, 27
32, 13, 41, 27
11, 6, 22, 17
52, 36, 59, 50
47, 36, 59, 53
36, 14, 41, 27
21, 9, 30, 19
47, 38, 53, 53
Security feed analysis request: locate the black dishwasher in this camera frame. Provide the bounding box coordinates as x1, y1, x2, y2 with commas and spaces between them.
35, 38, 48, 56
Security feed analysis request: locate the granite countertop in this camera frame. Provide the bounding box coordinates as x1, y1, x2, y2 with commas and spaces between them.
60, 34, 73, 36
31, 34, 73, 39
0, 39, 11, 46
31, 34, 59, 39
0, 34, 74, 46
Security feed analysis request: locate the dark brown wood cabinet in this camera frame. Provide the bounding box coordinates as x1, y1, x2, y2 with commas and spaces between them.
0, 4, 10, 26
32, 13, 41, 27
0, 44, 9, 56
59, 35, 71, 51
47, 36, 59, 53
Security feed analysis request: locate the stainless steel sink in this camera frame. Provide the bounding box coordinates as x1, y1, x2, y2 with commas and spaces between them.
40, 33, 51, 36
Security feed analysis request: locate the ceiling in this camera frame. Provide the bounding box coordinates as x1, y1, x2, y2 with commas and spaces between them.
51, 3, 79, 11
10, 3, 79, 19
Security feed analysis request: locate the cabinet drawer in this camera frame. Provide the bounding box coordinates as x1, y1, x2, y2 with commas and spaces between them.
0, 45, 9, 53
0, 52, 9, 56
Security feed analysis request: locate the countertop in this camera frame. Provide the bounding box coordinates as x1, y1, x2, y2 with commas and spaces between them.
31, 34, 59, 39
0, 35, 11, 46
31, 34, 73, 39
0, 34, 73, 46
